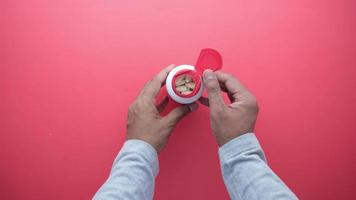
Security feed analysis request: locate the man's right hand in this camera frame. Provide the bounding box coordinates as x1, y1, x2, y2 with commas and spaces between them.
200, 70, 259, 147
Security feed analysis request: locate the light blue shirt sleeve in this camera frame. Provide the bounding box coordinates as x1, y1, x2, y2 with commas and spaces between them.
93, 139, 158, 200
219, 133, 298, 200
93, 133, 298, 200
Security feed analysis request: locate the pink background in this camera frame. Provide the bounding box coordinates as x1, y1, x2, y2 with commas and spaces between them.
1, 0, 356, 199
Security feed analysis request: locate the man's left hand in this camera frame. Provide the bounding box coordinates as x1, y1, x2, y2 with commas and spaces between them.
126, 64, 198, 152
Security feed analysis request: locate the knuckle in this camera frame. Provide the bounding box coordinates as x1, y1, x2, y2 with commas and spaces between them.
128, 103, 136, 112
226, 74, 235, 80
250, 95, 257, 104
129, 106, 139, 115
137, 98, 146, 106
142, 80, 154, 92
206, 80, 219, 91
148, 78, 160, 89
218, 112, 229, 121
129, 99, 148, 113
165, 117, 177, 127
255, 100, 260, 112
167, 119, 177, 127
148, 79, 155, 85
143, 81, 151, 90
152, 77, 160, 84
247, 95, 259, 110
175, 108, 187, 119
212, 109, 228, 122
213, 106, 226, 115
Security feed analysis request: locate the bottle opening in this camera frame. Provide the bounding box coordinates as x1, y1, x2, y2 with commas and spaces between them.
172, 69, 201, 98
175, 74, 196, 95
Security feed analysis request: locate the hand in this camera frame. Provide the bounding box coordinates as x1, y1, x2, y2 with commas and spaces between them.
200, 70, 259, 146
126, 64, 198, 152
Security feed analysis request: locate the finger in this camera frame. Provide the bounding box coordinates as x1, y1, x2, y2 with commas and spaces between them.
200, 89, 234, 106
163, 103, 198, 125
140, 64, 175, 101
198, 96, 209, 107
156, 96, 169, 113
215, 71, 250, 102
218, 81, 235, 102
203, 69, 225, 110
218, 82, 228, 93
200, 82, 228, 105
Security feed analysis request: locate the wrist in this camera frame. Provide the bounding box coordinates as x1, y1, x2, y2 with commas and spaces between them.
215, 132, 250, 147
125, 138, 159, 154
218, 132, 261, 161
126, 135, 160, 153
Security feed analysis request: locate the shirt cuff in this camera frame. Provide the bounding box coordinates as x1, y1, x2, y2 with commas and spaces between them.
120, 139, 159, 176
218, 133, 262, 161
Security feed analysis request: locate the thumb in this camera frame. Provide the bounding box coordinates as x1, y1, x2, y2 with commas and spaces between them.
164, 103, 198, 126
203, 70, 225, 110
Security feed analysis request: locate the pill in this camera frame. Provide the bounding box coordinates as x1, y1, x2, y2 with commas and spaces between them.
175, 76, 186, 86
175, 74, 196, 96
185, 82, 195, 90
181, 91, 193, 95
176, 85, 189, 92
185, 76, 193, 83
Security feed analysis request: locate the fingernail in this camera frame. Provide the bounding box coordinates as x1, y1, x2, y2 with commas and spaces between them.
203, 69, 216, 80
188, 103, 198, 112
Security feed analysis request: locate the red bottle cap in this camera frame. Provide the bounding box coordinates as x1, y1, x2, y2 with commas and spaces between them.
195, 48, 223, 74
172, 48, 223, 98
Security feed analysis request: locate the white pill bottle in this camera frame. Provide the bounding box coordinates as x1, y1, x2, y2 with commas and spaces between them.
166, 49, 223, 104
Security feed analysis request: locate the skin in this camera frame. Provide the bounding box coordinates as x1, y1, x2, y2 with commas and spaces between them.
200, 69, 259, 146
126, 65, 258, 152
126, 64, 198, 152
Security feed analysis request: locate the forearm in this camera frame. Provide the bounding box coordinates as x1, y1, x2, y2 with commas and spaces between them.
219, 133, 298, 200
93, 139, 159, 200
